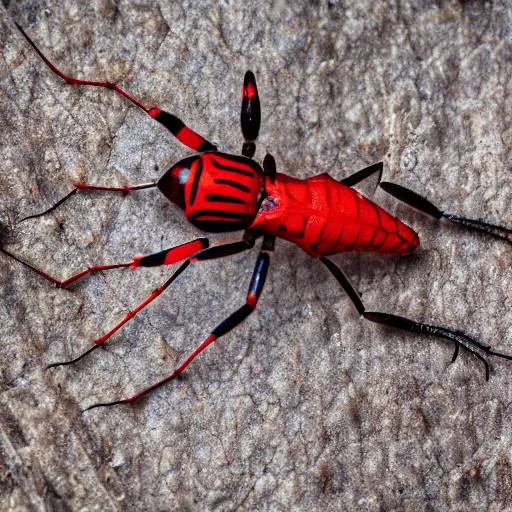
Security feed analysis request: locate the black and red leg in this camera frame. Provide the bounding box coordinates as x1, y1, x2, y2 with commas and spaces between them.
46, 235, 259, 368
16, 25, 216, 153
83, 234, 274, 411
240, 71, 261, 158
380, 181, 512, 244
319, 256, 512, 379
1, 237, 209, 288
339, 162, 383, 188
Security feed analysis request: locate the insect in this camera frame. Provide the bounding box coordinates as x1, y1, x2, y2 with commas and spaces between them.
3, 25, 512, 412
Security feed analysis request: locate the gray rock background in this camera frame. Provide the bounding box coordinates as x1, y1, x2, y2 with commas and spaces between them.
0, 1, 511, 510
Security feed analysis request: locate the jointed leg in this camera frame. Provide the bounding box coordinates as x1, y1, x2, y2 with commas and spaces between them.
380, 182, 512, 244
2, 238, 209, 288
84, 235, 274, 411
319, 256, 512, 379
339, 162, 383, 188
48, 236, 258, 368
16, 25, 216, 153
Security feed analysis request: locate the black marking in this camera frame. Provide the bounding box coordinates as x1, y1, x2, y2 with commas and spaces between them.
189, 209, 249, 221
137, 250, 167, 267
242, 142, 256, 158
205, 194, 247, 205
195, 239, 255, 260
212, 153, 263, 174
154, 111, 217, 152
214, 179, 251, 193
380, 182, 443, 219
211, 158, 255, 178
197, 140, 217, 152
190, 158, 203, 206
154, 110, 184, 135
212, 305, 253, 337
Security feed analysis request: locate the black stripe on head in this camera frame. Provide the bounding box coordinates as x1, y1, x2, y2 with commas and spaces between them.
190, 158, 203, 206
213, 179, 251, 193
205, 194, 247, 205
211, 153, 264, 175
210, 158, 255, 177
189, 210, 249, 221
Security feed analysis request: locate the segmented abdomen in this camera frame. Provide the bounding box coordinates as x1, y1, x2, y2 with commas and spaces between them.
252, 173, 419, 257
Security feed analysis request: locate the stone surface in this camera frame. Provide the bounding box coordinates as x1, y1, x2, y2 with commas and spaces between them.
0, 1, 511, 511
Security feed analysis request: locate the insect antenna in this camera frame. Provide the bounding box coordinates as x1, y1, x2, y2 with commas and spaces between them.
19, 189, 78, 222
19, 182, 157, 223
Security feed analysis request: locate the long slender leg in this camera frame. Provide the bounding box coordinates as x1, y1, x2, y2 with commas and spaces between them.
339, 162, 383, 188
240, 71, 261, 158
319, 256, 512, 380
48, 237, 258, 368
20, 181, 157, 222
2, 238, 209, 288
16, 25, 216, 153
380, 182, 512, 244
84, 234, 275, 411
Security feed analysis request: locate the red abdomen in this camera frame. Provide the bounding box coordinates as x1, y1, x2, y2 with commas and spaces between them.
250, 173, 419, 257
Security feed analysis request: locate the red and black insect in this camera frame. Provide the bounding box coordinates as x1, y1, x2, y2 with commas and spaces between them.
3, 25, 512, 411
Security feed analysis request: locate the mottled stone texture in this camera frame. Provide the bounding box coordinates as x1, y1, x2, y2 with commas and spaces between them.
0, 1, 511, 511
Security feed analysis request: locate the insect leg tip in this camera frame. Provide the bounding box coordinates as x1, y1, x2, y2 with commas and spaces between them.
82, 399, 125, 413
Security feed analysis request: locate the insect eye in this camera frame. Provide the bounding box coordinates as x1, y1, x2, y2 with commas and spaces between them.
177, 168, 190, 185
157, 156, 198, 211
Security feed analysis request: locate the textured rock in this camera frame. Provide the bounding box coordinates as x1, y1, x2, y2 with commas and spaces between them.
0, 1, 511, 511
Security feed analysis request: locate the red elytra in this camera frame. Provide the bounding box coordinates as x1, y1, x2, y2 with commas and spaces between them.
3, 24, 511, 412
